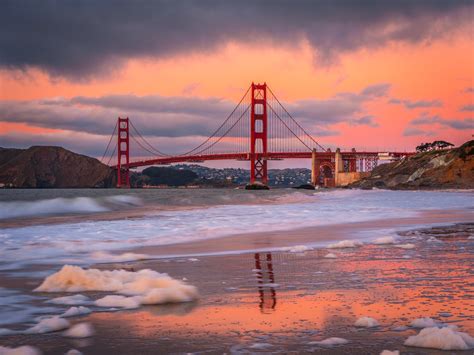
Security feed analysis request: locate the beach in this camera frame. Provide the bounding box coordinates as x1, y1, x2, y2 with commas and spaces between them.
0, 189, 473, 354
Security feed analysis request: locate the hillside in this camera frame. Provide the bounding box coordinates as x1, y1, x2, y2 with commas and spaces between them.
0, 146, 115, 188
351, 140, 474, 189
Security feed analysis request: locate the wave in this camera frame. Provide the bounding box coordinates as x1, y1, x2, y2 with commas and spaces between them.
0, 195, 142, 220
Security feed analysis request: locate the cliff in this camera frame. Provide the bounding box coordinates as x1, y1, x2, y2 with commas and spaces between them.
351, 140, 474, 190
0, 146, 115, 188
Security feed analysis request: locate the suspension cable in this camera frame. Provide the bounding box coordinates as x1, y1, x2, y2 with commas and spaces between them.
178, 85, 252, 156
106, 141, 117, 166
129, 120, 170, 157
101, 120, 118, 163
267, 85, 326, 151
192, 104, 251, 155
267, 102, 312, 151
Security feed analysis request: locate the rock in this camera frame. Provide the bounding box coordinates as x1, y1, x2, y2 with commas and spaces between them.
351, 140, 473, 190
294, 184, 315, 190
245, 183, 270, 190
0, 146, 115, 188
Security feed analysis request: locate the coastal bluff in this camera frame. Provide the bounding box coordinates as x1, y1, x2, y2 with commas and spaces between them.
351, 140, 473, 190
0, 146, 115, 188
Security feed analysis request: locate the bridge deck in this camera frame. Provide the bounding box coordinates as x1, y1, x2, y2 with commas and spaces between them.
117, 151, 413, 169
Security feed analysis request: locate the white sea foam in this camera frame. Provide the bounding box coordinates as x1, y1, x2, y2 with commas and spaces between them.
47, 294, 92, 305
410, 317, 440, 328
395, 243, 415, 249
94, 295, 140, 309
372, 236, 396, 245
62, 322, 94, 338
354, 316, 379, 328
0, 346, 41, 355
25, 316, 70, 334
380, 351, 399, 355
327, 240, 362, 248
308, 337, 349, 346
35, 265, 198, 307
280, 245, 312, 253
60, 306, 91, 318
324, 253, 337, 258
404, 327, 474, 350
89, 251, 149, 263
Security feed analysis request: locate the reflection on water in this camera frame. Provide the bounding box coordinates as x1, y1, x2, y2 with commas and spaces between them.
254, 253, 277, 313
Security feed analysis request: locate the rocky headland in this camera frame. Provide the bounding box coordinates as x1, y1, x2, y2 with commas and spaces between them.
351, 140, 473, 190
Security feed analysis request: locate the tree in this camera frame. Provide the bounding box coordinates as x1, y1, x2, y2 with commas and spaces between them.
431, 140, 454, 150
416, 141, 454, 153
416, 143, 431, 153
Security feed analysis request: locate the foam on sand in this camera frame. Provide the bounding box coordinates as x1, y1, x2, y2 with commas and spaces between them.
35, 265, 198, 306
404, 327, 474, 350
60, 306, 92, 318
0, 346, 41, 355
46, 294, 91, 305
380, 351, 399, 355
89, 251, 149, 263
410, 317, 440, 328
94, 295, 140, 309
327, 240, 362, 248
324, 253, 337, 258
25, 316, 70, 334
395, 243, 415, 249
372, 236, 396, 245
308, 337, 349, 346
62, 322, 94, 338
280, 245, 312, 253
354, 316, 379, 328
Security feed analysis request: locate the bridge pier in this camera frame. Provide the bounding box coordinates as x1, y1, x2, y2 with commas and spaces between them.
311, 149, 320, 186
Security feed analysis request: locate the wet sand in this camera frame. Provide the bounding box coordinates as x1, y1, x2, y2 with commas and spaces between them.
1, 222, 473, 354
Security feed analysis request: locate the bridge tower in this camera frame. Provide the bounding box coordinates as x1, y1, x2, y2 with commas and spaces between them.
250, 83, 268, 185
117, 117, 130, 188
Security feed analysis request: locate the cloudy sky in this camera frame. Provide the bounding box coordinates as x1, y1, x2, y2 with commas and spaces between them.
0, 0, 472, 166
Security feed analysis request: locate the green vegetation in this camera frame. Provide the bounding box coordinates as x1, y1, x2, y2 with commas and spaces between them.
416, 140, 454, 153
135, 167, 198, 187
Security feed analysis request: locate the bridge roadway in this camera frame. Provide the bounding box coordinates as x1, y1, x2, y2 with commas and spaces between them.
120, 151, 412, 169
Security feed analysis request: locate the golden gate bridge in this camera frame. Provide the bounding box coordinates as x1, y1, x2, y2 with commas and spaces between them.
101, 83, 412, 187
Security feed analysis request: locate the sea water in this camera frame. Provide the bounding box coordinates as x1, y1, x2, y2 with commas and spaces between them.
0, 188, 472, 272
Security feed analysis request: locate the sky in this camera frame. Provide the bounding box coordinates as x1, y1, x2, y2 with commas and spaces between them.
0, 1, 472, 168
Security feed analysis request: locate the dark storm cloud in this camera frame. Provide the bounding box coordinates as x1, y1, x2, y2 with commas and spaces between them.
0, 1, 471, 78
389, 98, 443, 109
0, 95, 235, 137
286, 83, 389, 127
402, 127, 435, 136
0, 83, 387, 142
410, 114, 473, 130
352, 115, 379, 127
460, 104, 474, 112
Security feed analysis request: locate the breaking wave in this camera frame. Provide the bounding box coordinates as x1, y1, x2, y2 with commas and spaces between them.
0, 195, 142, 220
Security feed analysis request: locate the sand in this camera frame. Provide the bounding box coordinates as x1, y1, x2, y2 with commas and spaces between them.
0, 221, 473, 354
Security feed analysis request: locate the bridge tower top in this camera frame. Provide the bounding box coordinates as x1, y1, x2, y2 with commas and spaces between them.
250, 82, 268, 185
117, 117, 130, 188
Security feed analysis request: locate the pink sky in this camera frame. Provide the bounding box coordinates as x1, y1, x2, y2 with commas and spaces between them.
0, 2, 472, 168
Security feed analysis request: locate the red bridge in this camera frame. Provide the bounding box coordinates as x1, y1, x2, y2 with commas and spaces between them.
102, 83, 413, 187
